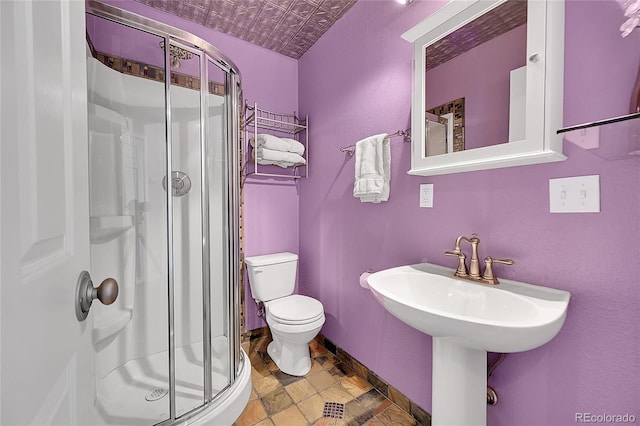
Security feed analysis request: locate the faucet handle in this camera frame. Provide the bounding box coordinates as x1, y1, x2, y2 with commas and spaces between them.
490, 257, 514, 266
445, 250, 468, 277
482, 257, 514, 285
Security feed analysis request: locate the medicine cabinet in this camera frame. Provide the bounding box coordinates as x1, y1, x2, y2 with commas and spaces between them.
402, 0, 566, 176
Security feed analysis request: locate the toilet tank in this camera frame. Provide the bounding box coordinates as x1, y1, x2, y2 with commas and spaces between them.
245, 252, 298, 302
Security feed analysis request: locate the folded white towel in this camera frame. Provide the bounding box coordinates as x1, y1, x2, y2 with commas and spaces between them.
353, 134, 390, 203
253, 148, 306, 169
250, 134, 305, 155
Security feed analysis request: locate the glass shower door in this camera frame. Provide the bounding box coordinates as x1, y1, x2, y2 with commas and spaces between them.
167, 45, 234, 416
206, 59, 233, 397
86, 13, 170, 425
168, 42, 206, 417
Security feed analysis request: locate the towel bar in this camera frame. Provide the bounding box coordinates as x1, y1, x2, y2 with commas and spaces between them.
340, 129, 411, 156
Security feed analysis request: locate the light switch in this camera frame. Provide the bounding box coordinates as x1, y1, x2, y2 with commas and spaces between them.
420, 183, 434, 208
549, 175, 600, 213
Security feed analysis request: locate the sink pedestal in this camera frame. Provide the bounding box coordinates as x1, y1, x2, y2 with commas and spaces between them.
432, 338, 487, 426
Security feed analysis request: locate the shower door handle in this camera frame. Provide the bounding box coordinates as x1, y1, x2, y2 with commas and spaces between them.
75, 271, 119, 321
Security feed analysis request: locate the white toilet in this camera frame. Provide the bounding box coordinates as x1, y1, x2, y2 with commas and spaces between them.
245, 252, 325, 376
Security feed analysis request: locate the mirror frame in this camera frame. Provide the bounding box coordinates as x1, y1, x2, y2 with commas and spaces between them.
402, 0, 565, 176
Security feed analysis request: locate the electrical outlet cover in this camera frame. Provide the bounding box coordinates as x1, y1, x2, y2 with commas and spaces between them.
420, 183, 434, 208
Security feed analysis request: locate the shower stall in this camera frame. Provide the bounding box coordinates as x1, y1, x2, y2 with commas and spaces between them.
84, 2, 249, 424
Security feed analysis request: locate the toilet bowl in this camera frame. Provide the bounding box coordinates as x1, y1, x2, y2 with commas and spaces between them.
245, 253, 325, 376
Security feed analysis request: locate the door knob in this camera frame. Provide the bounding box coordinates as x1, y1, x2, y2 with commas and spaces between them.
75, 271, 119, 321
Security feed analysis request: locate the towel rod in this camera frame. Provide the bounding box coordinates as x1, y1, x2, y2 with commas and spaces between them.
339, 129, 411, 156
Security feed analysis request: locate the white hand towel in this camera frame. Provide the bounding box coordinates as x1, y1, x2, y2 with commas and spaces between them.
353, 134, 390, 203
250, 134, 305, 155
253, 148, 306, 168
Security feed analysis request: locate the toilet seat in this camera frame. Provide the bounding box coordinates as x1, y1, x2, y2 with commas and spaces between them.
266, 295, 324, 325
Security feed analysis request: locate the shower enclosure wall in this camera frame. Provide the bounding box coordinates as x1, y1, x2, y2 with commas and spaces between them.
85, 2, 249, 424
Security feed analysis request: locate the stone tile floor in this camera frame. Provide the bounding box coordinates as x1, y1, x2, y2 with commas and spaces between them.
234, 336, 419, 426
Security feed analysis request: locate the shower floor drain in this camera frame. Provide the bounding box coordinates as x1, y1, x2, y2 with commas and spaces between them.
145, 387, 168, 402
322, 402, 345, 419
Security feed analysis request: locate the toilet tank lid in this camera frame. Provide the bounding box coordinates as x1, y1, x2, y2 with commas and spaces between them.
245, 252, 298, 267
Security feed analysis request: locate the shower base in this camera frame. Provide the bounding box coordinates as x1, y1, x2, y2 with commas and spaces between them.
95, 338, 250, 425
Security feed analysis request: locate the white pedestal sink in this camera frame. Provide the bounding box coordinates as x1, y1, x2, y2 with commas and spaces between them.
367, 263, 570, 426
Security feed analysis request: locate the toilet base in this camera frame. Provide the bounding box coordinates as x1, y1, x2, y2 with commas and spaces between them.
267, 338, 312, 376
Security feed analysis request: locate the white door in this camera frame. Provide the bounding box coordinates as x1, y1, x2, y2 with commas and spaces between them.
1, 1, 96, 425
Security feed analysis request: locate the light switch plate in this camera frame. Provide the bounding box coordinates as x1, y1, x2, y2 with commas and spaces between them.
549, 175, 600, 213
420, 183, 434, 208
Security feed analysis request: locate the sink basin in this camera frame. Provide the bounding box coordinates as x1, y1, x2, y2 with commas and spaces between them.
367, 262, 571, 426
367, 262, 570, 353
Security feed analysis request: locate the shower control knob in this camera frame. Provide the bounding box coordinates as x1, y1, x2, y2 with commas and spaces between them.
75, 271, 119, 321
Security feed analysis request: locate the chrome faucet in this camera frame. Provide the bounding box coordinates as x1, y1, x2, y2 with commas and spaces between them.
445, 233, 514, 285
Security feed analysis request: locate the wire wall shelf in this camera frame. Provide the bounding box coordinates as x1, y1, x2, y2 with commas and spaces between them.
243, 101, 309, 179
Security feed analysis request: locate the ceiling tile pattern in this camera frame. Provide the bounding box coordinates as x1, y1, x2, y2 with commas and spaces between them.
427, 0, 527, 70
135, 0, 358, 59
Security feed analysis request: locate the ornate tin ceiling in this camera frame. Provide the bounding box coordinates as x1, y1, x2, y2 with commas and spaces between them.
134, 0, 358, 59
427, 0, 527, 70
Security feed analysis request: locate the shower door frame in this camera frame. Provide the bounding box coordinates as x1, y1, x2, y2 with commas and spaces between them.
85, 2, 243, 424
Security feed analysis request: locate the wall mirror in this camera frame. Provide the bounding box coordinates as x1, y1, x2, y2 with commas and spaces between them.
402, 0, 566, 176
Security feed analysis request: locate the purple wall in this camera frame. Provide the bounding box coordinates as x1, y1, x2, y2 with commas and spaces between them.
97, 0, 299, 330
426, 25, 527, 149
298, 1, 640, 425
